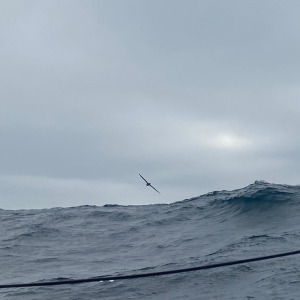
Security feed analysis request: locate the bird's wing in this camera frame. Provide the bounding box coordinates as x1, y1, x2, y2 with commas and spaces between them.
139, 174, 149, 184
150, 184, 160, 193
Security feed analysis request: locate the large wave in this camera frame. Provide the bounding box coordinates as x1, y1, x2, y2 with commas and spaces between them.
1, 181, 300, 299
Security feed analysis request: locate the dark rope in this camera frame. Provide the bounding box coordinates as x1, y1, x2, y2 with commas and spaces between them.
1, 249, 300, 289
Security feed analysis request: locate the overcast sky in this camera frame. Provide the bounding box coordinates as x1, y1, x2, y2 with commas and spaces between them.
1, 0, 300, 209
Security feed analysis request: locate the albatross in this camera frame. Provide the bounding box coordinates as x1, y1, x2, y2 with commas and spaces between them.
139, 174, 160, 193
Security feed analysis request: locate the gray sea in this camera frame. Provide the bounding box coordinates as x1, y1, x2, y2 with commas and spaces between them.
1, 180, 300, 299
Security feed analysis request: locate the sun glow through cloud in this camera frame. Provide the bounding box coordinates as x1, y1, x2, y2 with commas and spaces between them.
187, 122, 253, 151
213, 133, 253, 150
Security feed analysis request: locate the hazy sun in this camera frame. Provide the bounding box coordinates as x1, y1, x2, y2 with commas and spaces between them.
213, 133, 252, 150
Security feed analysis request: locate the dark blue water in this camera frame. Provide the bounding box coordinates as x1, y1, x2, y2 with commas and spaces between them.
1, 181, 300, 299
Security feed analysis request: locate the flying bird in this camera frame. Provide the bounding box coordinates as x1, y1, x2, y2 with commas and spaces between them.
139, 174, 160, 193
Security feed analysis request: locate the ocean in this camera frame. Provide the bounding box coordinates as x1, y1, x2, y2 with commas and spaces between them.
1, 180, 300, 299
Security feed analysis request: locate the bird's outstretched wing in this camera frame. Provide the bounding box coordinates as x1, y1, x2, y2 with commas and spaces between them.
150, 185, 160, 193
139, 174, 149, 184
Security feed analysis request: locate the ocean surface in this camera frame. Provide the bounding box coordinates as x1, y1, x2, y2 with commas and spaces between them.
1, 180, 300, 299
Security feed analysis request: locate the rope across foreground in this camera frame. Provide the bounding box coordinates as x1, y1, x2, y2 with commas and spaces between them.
1, 249, 300, 289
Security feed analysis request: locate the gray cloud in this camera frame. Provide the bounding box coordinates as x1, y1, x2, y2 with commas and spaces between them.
1, 0, 300, 209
